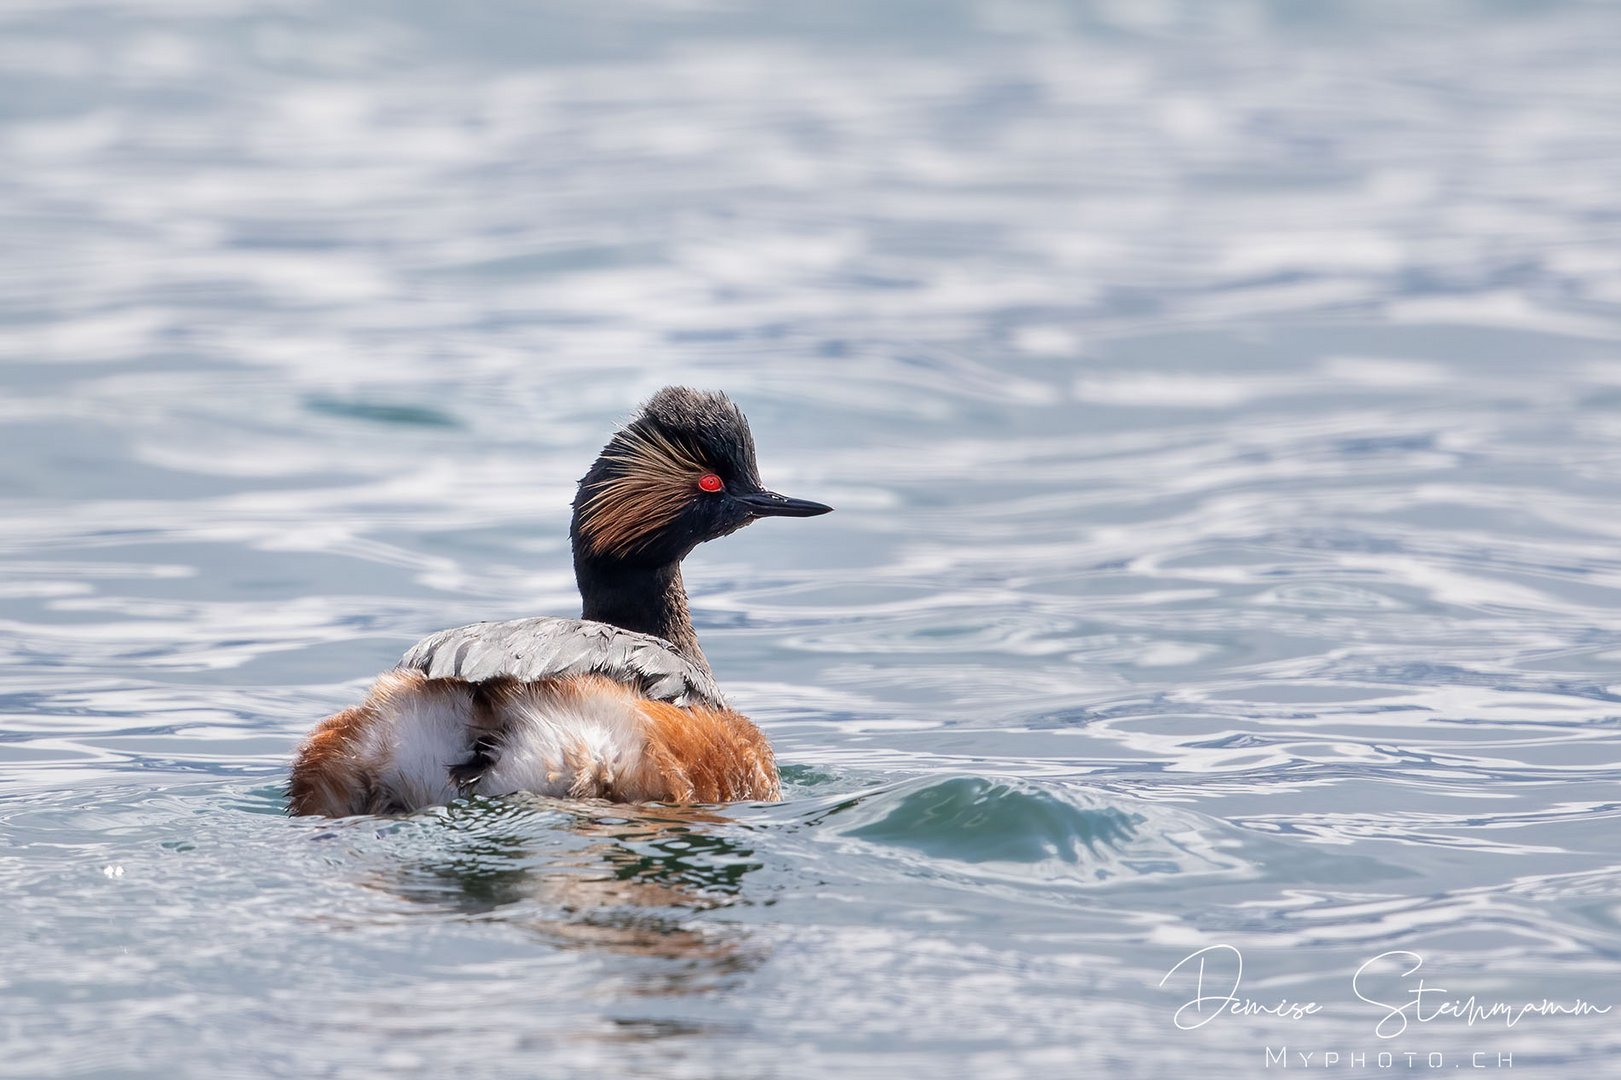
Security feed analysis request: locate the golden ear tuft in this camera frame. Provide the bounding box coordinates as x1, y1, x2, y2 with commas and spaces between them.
578, 425, 707, 557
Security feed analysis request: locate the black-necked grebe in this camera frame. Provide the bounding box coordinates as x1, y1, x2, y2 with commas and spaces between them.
288, 387, 832, 816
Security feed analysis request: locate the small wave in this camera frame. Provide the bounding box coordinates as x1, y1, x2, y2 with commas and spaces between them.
819, 774, 1250, 885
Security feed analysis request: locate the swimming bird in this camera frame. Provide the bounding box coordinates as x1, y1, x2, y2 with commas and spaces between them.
288, 387, 831, 816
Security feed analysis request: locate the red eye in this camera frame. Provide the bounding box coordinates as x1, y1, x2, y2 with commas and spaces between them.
697, 473, 724, 493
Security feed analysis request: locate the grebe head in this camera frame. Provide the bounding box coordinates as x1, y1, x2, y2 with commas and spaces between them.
571, 387, 832, 568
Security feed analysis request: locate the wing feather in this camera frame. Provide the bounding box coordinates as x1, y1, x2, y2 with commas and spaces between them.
397, 617, 727, 708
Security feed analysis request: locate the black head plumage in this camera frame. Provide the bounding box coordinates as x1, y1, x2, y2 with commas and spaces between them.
571, 387, 830, 567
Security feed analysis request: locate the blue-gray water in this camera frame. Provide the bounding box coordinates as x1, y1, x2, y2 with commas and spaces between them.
4, 2, 1621, 1077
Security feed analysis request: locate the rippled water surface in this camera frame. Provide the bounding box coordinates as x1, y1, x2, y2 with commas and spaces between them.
5, 1, 1621, 1076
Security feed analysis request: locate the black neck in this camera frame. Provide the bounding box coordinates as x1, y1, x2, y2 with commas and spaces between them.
574, 556, 710, 674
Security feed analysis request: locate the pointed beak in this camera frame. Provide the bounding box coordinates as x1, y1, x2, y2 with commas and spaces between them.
734, 489, 834, 518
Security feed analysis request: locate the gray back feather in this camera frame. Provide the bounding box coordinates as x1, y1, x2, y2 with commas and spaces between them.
397, 617, 728, 708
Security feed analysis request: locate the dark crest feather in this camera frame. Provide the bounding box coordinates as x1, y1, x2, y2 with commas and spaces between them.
574, 387, 762, 558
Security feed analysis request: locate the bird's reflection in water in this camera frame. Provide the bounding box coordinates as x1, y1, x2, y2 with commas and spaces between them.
371, 795, 769, 998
